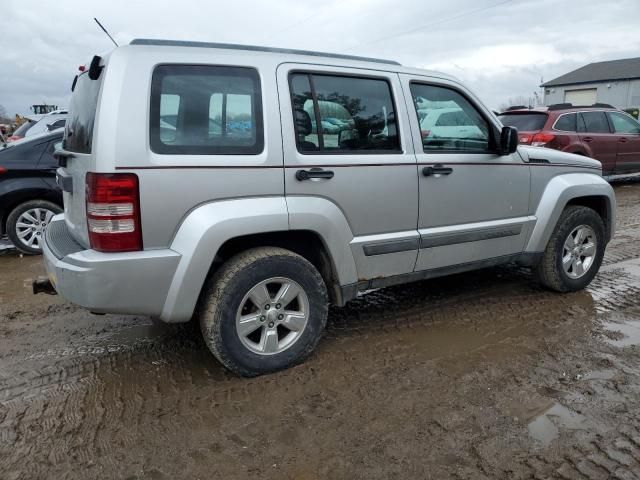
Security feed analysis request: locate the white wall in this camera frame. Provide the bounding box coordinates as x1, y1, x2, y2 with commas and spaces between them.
543, 79, 639, 108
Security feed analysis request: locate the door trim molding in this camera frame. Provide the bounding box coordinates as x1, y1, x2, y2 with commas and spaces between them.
420, 224, 523, 249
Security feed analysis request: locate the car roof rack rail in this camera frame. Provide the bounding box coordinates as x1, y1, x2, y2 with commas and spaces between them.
130, 38, 401, 66
506, 105, 529, 111
547, 102, 616, 111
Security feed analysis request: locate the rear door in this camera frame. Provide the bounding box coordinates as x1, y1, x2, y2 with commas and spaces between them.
577, 111, 617, 174
277, 64, 419, 281
401, 75, 532, 272
607, 111, 640, 174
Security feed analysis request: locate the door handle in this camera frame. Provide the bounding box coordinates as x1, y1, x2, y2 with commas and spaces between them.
619, 137, 629, 143
296, 168, 335, 181
583, 137, 593, 143
422, 164, 453, 176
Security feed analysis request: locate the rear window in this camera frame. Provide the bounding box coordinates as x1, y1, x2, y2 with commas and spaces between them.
64, 72, 101, 153
498, 113, 547, 131
150, 65, 263, 155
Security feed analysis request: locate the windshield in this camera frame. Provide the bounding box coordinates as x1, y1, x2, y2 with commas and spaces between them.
498, 113, 547, 131
64, 71, 102, 153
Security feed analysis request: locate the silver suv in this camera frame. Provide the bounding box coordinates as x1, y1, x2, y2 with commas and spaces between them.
40, 39, 616, 376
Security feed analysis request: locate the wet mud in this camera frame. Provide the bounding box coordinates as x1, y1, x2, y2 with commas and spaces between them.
3, 180, 640, 479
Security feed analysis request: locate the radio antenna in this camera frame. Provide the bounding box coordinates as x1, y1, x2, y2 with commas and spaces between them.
94, 18, 118, 47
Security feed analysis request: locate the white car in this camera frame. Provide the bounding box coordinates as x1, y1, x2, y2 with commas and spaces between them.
24, 111, 68, 138
418, 107, 485, 141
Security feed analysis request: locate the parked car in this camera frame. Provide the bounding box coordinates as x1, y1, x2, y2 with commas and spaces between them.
40, 40, 615, 376
498, 104, 640, 177
24, 111, 68, 138
419, 107, 486, 142
0, 129, 63, 254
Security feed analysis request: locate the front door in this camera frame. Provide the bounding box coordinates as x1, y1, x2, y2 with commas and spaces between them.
400, 75, 532, 272
607, 110, 640, 174
577, 111, 618, 175
277, 64, 419, 281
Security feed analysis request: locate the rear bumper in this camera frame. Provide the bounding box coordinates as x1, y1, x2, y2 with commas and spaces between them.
42, 216, 181, 317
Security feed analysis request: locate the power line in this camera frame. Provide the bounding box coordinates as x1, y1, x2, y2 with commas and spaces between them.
342, 0, 515, 52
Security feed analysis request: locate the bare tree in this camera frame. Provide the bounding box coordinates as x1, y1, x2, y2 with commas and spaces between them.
0, 104, 8, 123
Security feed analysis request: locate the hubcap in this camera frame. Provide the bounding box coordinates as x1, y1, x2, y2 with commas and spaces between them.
235, 277, 309, 355
15, 208, 55, 251
562, 225, 597, 279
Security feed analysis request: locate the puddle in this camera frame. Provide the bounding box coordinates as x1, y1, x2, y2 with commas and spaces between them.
526, 402, 588, 447
602, 312, 640, 347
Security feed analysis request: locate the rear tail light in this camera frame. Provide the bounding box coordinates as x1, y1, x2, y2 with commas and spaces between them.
86, 172, 142, 252
530, 132, 556, 147
0, 167, 6, 175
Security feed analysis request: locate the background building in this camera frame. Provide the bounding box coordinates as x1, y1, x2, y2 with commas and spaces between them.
542, 57, 640, 109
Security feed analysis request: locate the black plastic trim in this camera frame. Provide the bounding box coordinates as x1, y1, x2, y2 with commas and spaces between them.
363, 238, 420, 256
420, 225, 522, 249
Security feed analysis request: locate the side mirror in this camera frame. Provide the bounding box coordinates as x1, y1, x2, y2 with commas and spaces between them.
499, 126, 519, 155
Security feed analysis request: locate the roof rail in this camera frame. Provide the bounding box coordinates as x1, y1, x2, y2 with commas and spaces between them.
506, 105, 529, 111
548, 102, 616, 111
130, 38, 402, 66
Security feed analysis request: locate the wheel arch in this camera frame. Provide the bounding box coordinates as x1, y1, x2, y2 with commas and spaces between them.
160, 197, 358, 323
525, 173, 616, 253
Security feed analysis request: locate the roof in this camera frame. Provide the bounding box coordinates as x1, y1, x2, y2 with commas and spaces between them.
542, 57, 640, 87
130, 38, 401, 66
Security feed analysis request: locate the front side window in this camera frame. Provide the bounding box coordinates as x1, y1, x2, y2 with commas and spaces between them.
150, 65, 263, 155
579, 111, 610, 134
410, 83, 491, 152
554, 113, 577, 132
289, 73, 400, 153
608, 112, 640, 134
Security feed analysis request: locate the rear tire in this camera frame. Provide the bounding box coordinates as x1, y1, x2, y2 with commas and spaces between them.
6, 200, 62, 255
199, 247, 328, 377
534, 206, 605, 292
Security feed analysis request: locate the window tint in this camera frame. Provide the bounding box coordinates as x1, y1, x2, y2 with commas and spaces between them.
410, 83, 491, 152
64, 72, 101, 153
150, 65, 263, 155
498, 113, 547, 131
554, 113, 577, 132
608, 112, 640, 134
579, 112, 610, 134
289, 73, 400, 153
0, 140, 47, 165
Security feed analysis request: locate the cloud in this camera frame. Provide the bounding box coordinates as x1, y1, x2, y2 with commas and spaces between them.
0, 0, 639, 115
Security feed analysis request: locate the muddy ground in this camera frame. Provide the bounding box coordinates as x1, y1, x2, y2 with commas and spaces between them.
2, 182, 640, 479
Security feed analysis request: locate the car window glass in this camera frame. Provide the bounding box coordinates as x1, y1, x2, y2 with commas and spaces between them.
409, 83, 491, 152
580, 111, 610, 133
65, 72, 102, 153
498, 113, 547, 131
554, 113, 576, 132
0, 140, 47, 165
150, 65, 263, 155
289, 73, 400, 153
39, 138, 63, 168
608, 112, 640, 134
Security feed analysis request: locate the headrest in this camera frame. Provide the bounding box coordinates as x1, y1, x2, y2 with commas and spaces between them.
294, 108, 312, 136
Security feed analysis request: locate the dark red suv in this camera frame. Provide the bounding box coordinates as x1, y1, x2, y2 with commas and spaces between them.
498, 103, 640, 176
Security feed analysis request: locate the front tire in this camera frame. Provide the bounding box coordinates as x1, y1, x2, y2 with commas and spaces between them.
6, 200, 62, 255
534, 206, 605, 292
199, 247, 328, 377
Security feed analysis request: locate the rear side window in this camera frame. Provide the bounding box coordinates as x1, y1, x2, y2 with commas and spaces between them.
554, 113, 577, 132
498, 113, 547, 131
289, 73, 400, 153
579, 111, 610, 133
64, 72, 101, 153
150, 65, 264, 155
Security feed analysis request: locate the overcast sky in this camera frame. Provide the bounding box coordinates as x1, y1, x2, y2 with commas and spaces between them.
1, 0, 639, 116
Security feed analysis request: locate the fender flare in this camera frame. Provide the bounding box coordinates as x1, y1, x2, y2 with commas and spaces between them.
525, 173, 616, 253
160, 196, 358, 322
